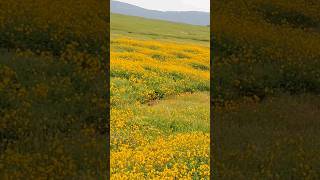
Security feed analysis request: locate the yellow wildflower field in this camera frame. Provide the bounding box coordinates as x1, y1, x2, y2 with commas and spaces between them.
110, 38, 210, 179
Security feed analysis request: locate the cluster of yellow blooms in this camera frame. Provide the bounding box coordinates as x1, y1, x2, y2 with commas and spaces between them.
111, 38, 210, 105
111, 133, 209, 179
110, 38, 210, 179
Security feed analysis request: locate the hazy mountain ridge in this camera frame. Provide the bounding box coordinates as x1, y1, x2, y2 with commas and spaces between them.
111, 0, 210, 26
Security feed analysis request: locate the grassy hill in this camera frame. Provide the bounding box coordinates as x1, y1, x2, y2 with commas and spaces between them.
111, 13, 210, 46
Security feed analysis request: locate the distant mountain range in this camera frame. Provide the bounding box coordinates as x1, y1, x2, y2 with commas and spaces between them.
111, 0, 210, 26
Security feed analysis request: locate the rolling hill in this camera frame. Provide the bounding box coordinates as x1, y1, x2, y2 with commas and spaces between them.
111, 0, 210, 26
111, 13, 210, 46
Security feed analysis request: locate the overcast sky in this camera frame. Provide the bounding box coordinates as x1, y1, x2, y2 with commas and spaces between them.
116, 0, 210, 12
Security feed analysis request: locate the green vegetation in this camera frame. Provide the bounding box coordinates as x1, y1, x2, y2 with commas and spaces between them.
111, 13, 210, 46
134, 92, 210, 135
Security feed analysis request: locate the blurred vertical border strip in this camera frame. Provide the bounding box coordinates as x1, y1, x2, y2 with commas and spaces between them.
106, 0, 111, 179
210, 0, 214, 178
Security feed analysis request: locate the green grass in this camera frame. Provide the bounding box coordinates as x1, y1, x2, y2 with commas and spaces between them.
111, 13, 210, 46
134, 92, 210, 135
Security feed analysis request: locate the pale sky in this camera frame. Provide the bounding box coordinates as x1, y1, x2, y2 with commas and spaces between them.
116, 0, 210, 12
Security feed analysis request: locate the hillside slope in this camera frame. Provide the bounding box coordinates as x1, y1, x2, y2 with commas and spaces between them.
111, 0, 210, 26
111, 13, 210, 46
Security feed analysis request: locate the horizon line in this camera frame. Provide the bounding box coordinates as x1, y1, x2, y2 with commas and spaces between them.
112, 0, 210, 13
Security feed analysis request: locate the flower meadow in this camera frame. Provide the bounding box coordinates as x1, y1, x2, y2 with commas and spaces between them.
110, 38, 210, 179
1, 0, 108, 178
